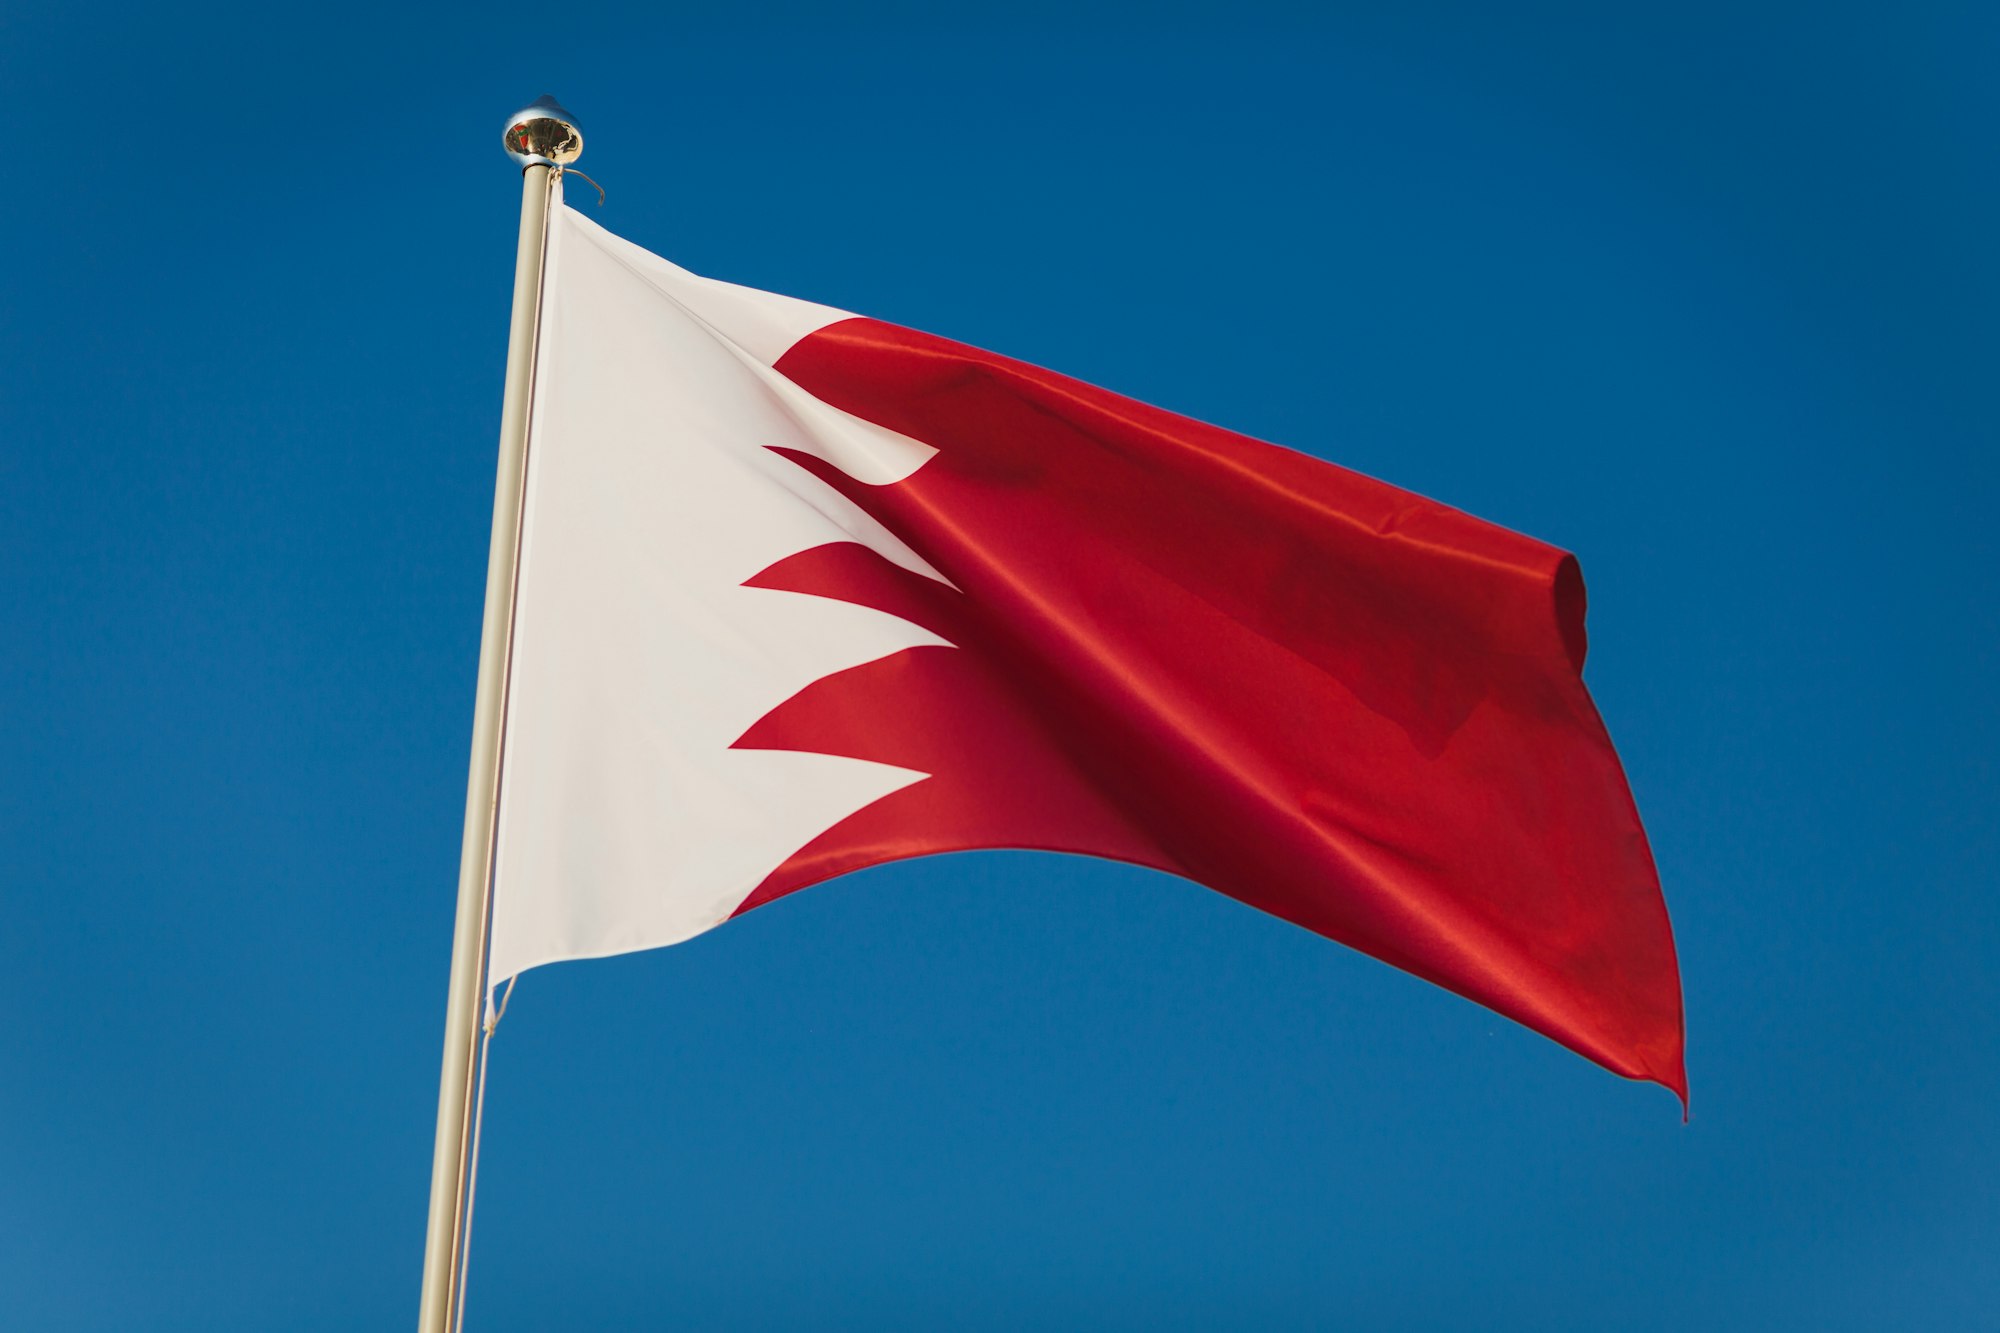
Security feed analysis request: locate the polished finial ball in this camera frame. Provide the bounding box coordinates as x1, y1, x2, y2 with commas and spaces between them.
504, 96, 582, 167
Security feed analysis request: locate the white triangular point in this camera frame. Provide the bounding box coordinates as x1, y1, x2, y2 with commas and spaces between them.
485, 201, 954, 993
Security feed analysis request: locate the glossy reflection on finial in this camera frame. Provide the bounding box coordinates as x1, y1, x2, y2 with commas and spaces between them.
504, 96, 582, 167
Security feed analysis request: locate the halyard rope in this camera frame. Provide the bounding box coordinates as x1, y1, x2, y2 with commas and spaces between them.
452, 975, 517, 1332
557, 166, 606, 207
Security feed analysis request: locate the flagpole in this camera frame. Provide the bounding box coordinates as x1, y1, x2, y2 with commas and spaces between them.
417, 97, 581, 1333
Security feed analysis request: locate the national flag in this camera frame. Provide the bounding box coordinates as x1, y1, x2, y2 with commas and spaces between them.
485, 192, 1686, 1101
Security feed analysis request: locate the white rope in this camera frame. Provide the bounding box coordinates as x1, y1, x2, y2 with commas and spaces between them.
452, 975, 516, 1332
556, 165, 606, 207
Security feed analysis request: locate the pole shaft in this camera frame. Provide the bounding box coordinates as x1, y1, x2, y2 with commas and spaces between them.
418, 163, 556, 1333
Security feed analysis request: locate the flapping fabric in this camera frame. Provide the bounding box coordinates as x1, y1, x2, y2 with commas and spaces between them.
489, 204, 1685, 1103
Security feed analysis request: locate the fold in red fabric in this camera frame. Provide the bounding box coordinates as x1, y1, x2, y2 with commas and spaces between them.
732, 316, 1685, 1103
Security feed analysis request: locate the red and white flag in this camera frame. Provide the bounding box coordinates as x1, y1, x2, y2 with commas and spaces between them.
487, 195, 1686, 1101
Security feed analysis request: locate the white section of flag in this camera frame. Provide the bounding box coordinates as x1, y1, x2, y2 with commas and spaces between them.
485, 200, 951, 993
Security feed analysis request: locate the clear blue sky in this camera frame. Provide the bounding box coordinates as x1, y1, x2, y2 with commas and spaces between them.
3, 3, 1995, 1328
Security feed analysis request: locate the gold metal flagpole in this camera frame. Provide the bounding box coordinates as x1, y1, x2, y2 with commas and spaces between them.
417, 96, 581, 1333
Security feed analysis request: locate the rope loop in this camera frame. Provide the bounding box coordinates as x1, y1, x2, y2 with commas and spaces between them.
557, 166, 606, 207
483, 974, 517, 1036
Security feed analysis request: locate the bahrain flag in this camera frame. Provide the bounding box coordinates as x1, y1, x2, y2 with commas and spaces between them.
486, 195, 1685, 1102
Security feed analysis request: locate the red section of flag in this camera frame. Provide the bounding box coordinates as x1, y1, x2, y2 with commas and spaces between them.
732, 316, 1686, 1102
